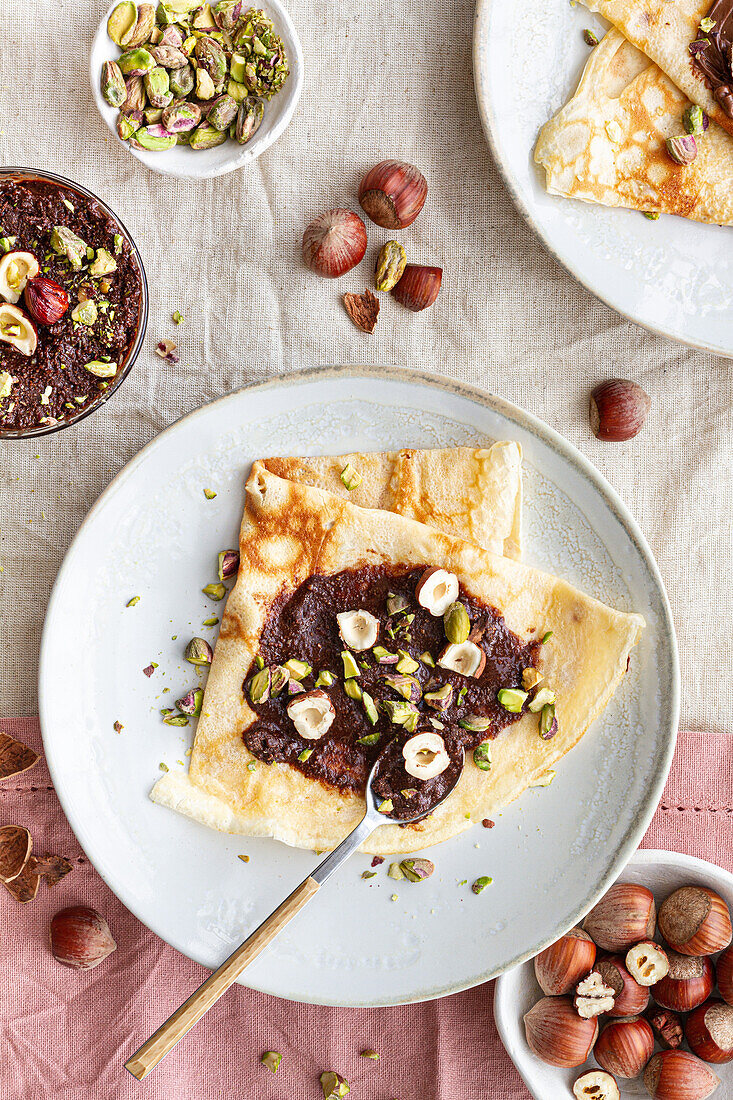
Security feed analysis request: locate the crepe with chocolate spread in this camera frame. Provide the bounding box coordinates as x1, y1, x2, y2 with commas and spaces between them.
263, 441, 523, 560
151, 465, 644, 855
579, 0, 733, 136
535, 29, 733, 223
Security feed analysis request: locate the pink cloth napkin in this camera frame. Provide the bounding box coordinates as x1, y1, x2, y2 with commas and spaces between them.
1, 718, 731, 1100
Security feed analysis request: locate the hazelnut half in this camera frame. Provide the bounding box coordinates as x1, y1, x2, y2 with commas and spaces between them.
287, 690, 336, 741
534, 927, 597, 996
573, 1070, 620, 1100
626, 941, 669, 986
685, 1000, 733, 1064
416, 567, 459, 616
574, 971, 617, 1018
402, 732, 450, 780
658, 885, 733, 957
0, 302, 38, 356
337, 609, 380, 651
643, 1050, 720, 1099
589, 379, 651, 442
0, 250, 39, 304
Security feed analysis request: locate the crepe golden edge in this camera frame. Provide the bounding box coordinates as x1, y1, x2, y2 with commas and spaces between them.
151, 465, 645, 855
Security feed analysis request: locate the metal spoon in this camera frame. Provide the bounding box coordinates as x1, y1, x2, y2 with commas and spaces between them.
125, 745, 465, 1079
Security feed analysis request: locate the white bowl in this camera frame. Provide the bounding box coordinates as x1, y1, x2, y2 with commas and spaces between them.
495, 850, 733, 1099
90, 0, 303, 179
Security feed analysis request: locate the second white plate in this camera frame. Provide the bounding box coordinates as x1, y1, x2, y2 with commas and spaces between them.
39, 367, 678, 1006
473, 0, 733, 356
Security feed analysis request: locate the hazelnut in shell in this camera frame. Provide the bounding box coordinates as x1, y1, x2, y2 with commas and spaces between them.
589, 379, 651, 442
685, 1000, 733, 1065
658, 886, 733, 956
358, 160, 427, 229
716, 944, 733, 1006
302, 209, 367, 279
583, 882, 657, 952
50, 906, 117, 970
643, 1050, 719, 1099
573, 1071, 620, 1100
652, 951, 714, 1013
523, 995, 599, 1068
391, 264, 442, 312
534, 927, 597, 995
597, 956, 650, 1017
594, 1016, 654, 1078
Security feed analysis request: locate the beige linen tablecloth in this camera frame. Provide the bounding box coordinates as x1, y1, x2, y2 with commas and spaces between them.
0, 0, 731, 718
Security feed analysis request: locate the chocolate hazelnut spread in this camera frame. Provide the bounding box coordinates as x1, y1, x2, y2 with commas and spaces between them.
243, 565, 541, 820
690, 0, 733, 115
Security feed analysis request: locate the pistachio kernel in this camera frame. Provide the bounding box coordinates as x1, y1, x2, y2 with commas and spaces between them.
314, 670, 336, 688
377, 799, 394, 814
399, 858, 434, 882
341, 651, 360, 679
497, 687, 528, 713
126, 595, 140, 606
387, 862, 405, 880
320, 1071, 350, 1100
340, 462, 362, 491
472, 876, 493, 894
473, 741, 492, 771
344, 678, 363, 702
283, 658, 312, 680
202, 582, 226, 600
443, 601, 470, 644
203, 488, 217, 499
360, 1049, 380, 1060
185, 637, 213, 666
374, 240, 407, 292
261, 1051, 282, 1074
248, 668, 271, 704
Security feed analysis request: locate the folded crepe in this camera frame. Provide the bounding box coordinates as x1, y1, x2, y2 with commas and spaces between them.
535, 28, 733, 223
263, 442, 523, 560
579, 0, 733, 137
151, 465, 644, 855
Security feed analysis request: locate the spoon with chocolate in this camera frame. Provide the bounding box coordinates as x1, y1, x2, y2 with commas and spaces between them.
125, 735, 465, 1079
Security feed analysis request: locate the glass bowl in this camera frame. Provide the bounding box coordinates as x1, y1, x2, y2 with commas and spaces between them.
0, 166, 148, 440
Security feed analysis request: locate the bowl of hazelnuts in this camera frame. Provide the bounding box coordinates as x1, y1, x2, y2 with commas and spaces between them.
494, 850, 733, 1100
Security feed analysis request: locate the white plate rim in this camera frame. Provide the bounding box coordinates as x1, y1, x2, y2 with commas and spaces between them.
472, 0, 733, 359
38, 365, 680, 1004
494, 849, 733, 1098
90, 0, 304, 180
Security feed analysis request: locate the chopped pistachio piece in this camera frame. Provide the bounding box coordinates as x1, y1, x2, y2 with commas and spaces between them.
472, 876, 493, 894
362, 690, 378, 725
456, 685, 467, 707
261, 1051, 282, 1074
395, 649, 419, 674
361, 870, 377, 879
113, 720, 123, 733
283, 658, 311, 680
126, 595, 140, 606
202, 582, 226, 600
372, 645, 397, 664
340, 463, 362, 491
255, 654, 265, 670
202, 616, 219, 627
400, 858, 434, 882
540, 630, 553, 644
344, 678, 362, 701
497, 687, 528, 713
701, 16, 716, 31
357, 731, 380, 746
248, 668, 271, 704
341, 651, 360, 679
238, 853, 250, 862
458, 713, 491, 733
162, 713, 189, 726
377, 799, 393, 814
521, 667, 543, 691
320, 1072, 350, 1100
297, 748, 313, 762
361, 1050, 380, 1060
314, 670, 336, 688
176, 687, 203, 716
420, 650, 436, 668
539, 703, 558, 741
172, 310, 184, 324
528, 686, 556, 713
159, 761, 169, 771
473, 741, 492, 772
203, 487, 217, 499
247, 762, 256, 771
387, 862, 405, 880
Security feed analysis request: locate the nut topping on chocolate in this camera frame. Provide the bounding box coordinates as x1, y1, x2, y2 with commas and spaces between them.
416, 567, 459, 616
337, 609, 380, 651
402, 731, 450, 779
438, 640, 486, 678
0, 304, 37, 356
287, 690, 336, 740
0, 251, 39, 303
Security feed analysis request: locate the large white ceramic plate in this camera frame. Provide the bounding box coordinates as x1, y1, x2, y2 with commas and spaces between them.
473, 1, 733, 357
39, 367, 679, 1006
495, 850, 733, 1098
90, 0, 303, 180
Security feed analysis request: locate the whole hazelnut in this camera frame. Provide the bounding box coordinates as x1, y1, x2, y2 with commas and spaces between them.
50, 906, 117, 970
594, 1016, 654, 1078
391, 264, 442, 312
523, 995, 599, 1068
302, 209, 367, 279
583, 882, 656, 952
643, 1050, 720, 1099
685, 1000, 733, 1065
652, 951, 714, 1013
658, 885, 732, 956
597, 956, 650, 1017
534, 927, 597, 995
358, 160, 427, 229
589, 379, 651, 441
716, 945, 733, 1006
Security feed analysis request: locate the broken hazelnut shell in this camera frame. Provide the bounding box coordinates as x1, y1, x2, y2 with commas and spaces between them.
391, 264, 442, 312
358, 160, 427, 229
685, 1000, 733, 1064
643, 1050, 720, 1100
658, 885, 733, 956
343, 289, 380, 333
593, 1016, 654, 1079
589, 379, 651, 442
24, 276, 69, 325
597, 955, 650, 1017
652, 951, 715, 1013
5, 860, 40, 903
534, 927, 597, 995
50, 906, 117, 970
302, 209, 367, 278
647, 1006, 684, 1049
523, 995, 599, 1068
0, 730, 39, 780
582, 882, 656, 952
0, 824, 32, 883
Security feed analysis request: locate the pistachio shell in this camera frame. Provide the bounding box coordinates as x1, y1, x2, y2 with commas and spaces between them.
107, 1, 137, 46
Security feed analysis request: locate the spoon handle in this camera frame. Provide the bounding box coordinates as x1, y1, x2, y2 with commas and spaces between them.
124, 875, 319, 1080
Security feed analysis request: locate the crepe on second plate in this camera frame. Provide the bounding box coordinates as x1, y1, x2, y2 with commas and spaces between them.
151, 465, 644, 855
535, 29, 733, 223
579, 0, 733, 136
263, 442, 523, 560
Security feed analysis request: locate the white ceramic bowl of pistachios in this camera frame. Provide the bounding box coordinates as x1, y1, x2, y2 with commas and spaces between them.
494, 850, 733, 1100
90, 0, 303, 179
